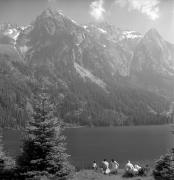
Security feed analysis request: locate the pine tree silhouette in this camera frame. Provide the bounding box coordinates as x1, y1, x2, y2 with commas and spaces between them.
17, 90, 74, 178
153, 148, 174, 180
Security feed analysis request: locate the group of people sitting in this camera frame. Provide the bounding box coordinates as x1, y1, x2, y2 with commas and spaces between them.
92, 159, 147, 176
92, 159, 119, 175
124, 160, 142, 176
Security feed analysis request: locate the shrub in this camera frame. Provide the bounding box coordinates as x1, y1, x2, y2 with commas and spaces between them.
153, 148, 174, 180
0, 131, 17, 179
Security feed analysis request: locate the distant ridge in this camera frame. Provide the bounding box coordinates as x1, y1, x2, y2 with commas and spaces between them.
0, 8, 173, 128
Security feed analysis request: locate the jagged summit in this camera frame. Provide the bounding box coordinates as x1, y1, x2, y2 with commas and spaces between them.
140, 28, 165, 53
37, 8, 65, 20
30, 8, 83, 37
146, 28, 160, 35
0, 8, 174, 127
35, 8, 79, 27
144, 28, 162, 40
34, 8, 67, 27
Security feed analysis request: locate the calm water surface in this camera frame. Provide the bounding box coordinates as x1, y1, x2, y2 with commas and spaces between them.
64, 125, 174, 168
2, 125, 174, 169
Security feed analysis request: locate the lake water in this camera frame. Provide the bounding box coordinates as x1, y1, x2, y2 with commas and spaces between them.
2, 125, 174, 169
64, 125, 174, 169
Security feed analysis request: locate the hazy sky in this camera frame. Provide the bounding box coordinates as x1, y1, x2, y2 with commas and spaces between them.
0, 0, 174, 43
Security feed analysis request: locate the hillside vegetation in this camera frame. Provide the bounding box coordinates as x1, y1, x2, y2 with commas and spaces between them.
0, 9, 174, 128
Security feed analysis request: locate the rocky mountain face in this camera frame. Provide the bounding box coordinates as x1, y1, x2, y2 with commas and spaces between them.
131, 29, 174, 97
0, 8, 173, 127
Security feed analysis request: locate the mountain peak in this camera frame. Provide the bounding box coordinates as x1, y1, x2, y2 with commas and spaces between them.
31, 8, 78, 36
35, 8, 80, 28
42, 7, 56, 15
145, 28, 161, 39
38, 8, 65, 20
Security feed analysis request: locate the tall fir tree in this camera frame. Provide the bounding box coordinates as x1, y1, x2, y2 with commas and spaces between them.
17, 91, 74, 178
153, 148, 174, 180
0, 131, 8, 172
0, 130, 15, 175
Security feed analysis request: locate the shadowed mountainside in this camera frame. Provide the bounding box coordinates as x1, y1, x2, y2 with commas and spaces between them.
0, 8, 173, 127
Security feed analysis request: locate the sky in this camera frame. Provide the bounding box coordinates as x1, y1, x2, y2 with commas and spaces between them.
0, 0, 174, 43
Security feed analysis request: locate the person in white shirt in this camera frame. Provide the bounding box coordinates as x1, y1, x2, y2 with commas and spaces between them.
102, 159, 110, 175
92, 160, 97, 170
133, 164, 142, 175
134, 164, 141, 171
125, 160, 134, 173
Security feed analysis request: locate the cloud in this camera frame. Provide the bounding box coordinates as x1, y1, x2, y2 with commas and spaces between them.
115, 0, 160, 20
89, 0, 106, 21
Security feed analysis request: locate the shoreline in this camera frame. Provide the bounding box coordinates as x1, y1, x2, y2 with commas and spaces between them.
1, 123, 173, 130
64, 123, 174, 129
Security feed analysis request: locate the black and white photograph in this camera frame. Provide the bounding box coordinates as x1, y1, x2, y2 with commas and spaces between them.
0, 0, 174, 179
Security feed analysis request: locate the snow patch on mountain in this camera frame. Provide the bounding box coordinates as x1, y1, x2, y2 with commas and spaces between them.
122, 31, 142, 39
20, 25, 32, 31
74, 62, 108, 93
98, 28, 107, 34
57, 10, 65, 17
71, 19, 79, 25
4, 28, 20, 41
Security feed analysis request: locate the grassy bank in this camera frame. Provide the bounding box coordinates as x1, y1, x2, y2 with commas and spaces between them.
69, 170, 154, 180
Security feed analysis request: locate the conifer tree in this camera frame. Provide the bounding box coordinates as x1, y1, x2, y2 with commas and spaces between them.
0, 130, 15, 174
153, 148, 174, 180
0, 132, 6, 172
17, 91, 74, 178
